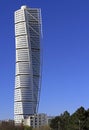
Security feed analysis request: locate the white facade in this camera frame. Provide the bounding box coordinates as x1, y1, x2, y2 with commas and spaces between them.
14, 5, 42, 124
24, 114, 47, 128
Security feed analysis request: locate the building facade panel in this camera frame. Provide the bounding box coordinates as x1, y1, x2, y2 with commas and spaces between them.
16, 35, 28, 49
15, 9, 25, 23
16, 49, 29, 62
15, 22, 27, 36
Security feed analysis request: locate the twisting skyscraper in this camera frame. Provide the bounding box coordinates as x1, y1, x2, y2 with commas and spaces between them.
14, 5, 42, 124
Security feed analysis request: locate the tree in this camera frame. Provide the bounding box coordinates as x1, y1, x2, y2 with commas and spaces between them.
24, 125, 32, 130
50, 116, 60, 130
50, 106, 89, 130
50, 111, 70, 130
33, 126, 50, 130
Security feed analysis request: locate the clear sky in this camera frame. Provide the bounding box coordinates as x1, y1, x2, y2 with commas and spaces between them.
0, 0, 89, 119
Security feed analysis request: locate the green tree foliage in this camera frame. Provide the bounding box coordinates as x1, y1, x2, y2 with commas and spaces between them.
50, 116, 60, 130
50, 111, 70, 130
33, 125, 50, 130
24, 125, 32, 130
50, 106, 89, 130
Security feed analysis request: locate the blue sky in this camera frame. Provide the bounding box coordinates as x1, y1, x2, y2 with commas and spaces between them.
0, 0, 89, 119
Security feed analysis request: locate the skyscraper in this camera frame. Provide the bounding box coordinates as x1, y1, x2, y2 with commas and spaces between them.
14, 5, 42, 124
